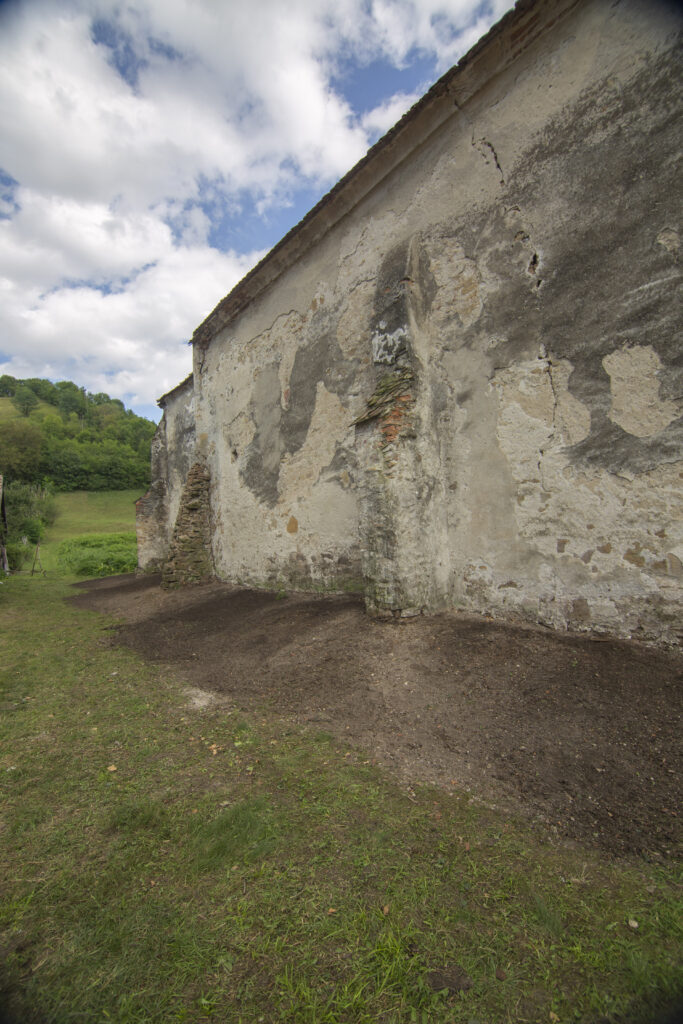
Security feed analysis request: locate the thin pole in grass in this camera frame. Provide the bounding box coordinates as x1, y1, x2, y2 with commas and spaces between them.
30, 542, 46, 576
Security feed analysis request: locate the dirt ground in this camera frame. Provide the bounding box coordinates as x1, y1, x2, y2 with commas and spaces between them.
72, 574, 682, 860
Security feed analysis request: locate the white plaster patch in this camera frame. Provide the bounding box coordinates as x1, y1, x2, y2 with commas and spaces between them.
215, 352, 253, 418
337, 280, 374, 359
270, 311, 305, 406
223, 411, 255, 453
278, 383, 350, 501
303, 481, 358, 538
493, 359, 554, 482
602, 344, 679, 437
528, 455, 683, 587
372, 325, 409, 364
485, 349, 683, 640
336, 212, 398, 294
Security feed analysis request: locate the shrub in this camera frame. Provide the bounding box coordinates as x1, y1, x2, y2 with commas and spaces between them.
57, 532, 138, 577
17, 516, 44, 545
2, 482, 56, 570
0, 420, 45, 482
4, 539, 31, 571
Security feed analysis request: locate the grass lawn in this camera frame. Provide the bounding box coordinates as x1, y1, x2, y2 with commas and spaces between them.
0, 573, 681, 1023
2, 492, 682, 1021
35, 490, 140, 574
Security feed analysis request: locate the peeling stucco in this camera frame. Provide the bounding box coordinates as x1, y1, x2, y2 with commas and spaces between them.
138, 0, 682, 645
603, 345, 680, 438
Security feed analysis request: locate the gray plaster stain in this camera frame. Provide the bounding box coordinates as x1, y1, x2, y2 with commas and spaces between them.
241, 333, 360, 507
241, 362, 285, 505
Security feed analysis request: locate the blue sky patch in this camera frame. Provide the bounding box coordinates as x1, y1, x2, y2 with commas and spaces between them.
147, 35, 183, 63
91, 18, 148, 89
206, 183, 329, 255
332, 50, 436, 117
0, 167, 20, 218
41, 263, 158, 300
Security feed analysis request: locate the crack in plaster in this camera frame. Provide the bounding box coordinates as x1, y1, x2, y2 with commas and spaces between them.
538, 353, 559, 492
247, 308, 302, 350
473, 136, 506, 186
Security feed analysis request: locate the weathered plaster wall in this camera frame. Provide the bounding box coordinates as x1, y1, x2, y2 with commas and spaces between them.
423, 0, 683, 642
143, 0, 682, 643
137, 376, 195, 570
194, 274, 366, 592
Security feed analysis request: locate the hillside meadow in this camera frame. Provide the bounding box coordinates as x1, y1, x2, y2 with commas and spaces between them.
37, 490, 140, 575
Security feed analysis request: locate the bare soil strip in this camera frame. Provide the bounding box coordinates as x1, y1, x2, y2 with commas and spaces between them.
73, 574, 682, 859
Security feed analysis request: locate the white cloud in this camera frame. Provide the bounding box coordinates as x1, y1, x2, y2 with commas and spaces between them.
0, 0, 512, 416
0, 244, 263, 407
0, 188, 172, 288
361, 90, 423, 140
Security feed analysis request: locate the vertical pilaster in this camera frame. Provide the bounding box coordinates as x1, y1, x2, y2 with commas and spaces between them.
355, 237, 450, 615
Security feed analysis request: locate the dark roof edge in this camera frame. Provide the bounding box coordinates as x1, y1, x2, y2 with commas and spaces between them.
157, 373, 194, 409
192, 0, 580, 351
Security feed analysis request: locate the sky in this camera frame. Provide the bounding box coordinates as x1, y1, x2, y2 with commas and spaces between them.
0, 0, 513, 422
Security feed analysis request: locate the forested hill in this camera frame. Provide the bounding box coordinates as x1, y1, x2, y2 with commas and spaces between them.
0, 375, 156, 491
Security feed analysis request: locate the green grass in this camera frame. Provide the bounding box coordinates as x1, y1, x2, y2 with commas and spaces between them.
45, 490, 139, 540
36, 490, 139, 573
0, 395, 55, 423
0, 395, 16, 421
0, 575, 681, 1023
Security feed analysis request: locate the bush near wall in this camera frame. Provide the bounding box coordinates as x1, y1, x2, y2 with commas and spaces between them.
56, 532, 138, 577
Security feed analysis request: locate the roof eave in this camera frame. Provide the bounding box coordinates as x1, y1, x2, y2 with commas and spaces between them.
157, 373, 194, 409
191, 0, 579, 352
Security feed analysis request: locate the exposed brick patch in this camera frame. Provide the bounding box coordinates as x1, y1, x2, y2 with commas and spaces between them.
379, 392, 413, 449
353, 368, 414, 425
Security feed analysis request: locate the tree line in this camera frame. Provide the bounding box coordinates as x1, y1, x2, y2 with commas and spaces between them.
0, 375, 156, 492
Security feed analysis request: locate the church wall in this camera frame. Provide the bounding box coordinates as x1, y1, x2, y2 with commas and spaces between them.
193, 229, 368, 592
419, 0, 683, 642
136, 376, 195, 571
146, 0, 682, 644
163, 378, 197, 534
